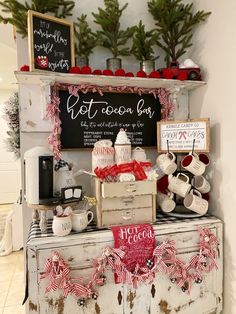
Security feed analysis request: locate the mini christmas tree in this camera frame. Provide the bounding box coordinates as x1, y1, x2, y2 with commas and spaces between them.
74, 14, 99, 59
0, 0, 75, 38
3, 92, 20, 159
131, 20, 159, 62
92, 0, 135, 58
148, 0, 211, 66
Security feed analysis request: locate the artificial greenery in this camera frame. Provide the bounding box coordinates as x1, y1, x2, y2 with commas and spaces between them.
148, 0, 211, 66
74, 14, 98, 58
0, 0, 75, 38
131, 20, 159, 62
3, 92, 20, 159
92, 0, 135, 58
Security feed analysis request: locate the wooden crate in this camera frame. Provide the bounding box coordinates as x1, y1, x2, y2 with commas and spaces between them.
92, 178, 157, 227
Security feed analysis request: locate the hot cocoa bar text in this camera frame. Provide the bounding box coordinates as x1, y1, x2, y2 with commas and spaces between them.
59, 91, 161, 148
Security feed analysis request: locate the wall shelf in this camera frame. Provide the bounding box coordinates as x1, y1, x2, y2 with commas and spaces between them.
15, 71, 206, 91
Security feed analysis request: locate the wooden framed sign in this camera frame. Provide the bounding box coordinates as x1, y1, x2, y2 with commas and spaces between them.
28, 10, 74, 73
157, 118, 210, 152
58, 90, 162, 148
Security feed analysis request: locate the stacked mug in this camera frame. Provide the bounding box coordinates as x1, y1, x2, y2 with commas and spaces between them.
156, 151, 210, 216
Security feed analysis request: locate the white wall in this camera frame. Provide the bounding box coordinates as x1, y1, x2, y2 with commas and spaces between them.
187, 1, 236, 313
0, 89, 21, 203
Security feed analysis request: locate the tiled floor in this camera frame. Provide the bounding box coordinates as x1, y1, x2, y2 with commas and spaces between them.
0, 250, 25, 314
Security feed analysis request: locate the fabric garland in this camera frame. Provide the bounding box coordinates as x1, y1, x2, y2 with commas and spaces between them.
41, 227, 219, 302
46, 83, 174, 160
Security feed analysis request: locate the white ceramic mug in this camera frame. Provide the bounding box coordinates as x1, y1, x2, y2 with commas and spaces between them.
156, 152, 177, 175
72, 210, 94, 232
132, 147, 147, 162
191, 176, 211, 194
157, 192, 176, 213
52, 215, 72, 237
181, 152, 206, 176
184, 189, 208, 215
168, 173, 191, 198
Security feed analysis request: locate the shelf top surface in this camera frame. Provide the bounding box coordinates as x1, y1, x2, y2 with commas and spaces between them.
15, 71, 206, 91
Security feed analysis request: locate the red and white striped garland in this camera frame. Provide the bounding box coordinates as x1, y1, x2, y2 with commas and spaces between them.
41, 227, 219, 302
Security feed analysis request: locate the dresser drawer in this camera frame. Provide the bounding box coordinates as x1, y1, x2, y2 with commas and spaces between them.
102, 195, 153, 211
101, 180, 156, 198
101, 207, 153, 227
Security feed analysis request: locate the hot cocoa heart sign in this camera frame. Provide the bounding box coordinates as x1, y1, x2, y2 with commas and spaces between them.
112, 224, 155, 272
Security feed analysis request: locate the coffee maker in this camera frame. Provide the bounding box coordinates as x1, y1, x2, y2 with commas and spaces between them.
24, 146, 59, 205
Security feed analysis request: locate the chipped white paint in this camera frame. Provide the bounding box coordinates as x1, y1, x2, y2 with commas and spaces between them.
27, 217, 223, 314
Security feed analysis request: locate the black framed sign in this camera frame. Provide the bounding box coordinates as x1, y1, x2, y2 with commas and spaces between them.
28, 10, 74, 73
58, 90, 162, 148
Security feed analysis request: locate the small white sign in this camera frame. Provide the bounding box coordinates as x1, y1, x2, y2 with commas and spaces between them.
157, 118, 210, 152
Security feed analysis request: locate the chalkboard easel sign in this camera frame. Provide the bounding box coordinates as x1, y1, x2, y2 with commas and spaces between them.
59, 90, 162, 148
157, 118, 210, 153
28, 10, 74, 73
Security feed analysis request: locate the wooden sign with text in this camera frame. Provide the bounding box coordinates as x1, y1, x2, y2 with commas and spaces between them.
157, 118, 210, 152
28, 10, 74, 73
59, 90, 162, 148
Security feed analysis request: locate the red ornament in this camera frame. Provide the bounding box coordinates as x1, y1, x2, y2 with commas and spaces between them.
136, 70, 147, 78
81, 66, 92, 74
115, 68, 126, 76
69, 66, 81, 74
125, 72, 134, 77
93, 69, 102, 75
102, 69, 114, 76
20, 65, 30, 71
149, 71, 161, 79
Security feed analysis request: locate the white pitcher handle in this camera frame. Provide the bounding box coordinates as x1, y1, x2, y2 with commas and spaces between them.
87, 211, 94, 225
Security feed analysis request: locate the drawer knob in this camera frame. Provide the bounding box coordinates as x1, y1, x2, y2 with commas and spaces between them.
122, 210, 133, 220
126, 183, 137, 193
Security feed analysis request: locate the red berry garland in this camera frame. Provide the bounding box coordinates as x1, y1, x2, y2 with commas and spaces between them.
81, 66, 92, 74
69, 66, 81, 74
20, 65, 30, 71
136, 70, 147, 78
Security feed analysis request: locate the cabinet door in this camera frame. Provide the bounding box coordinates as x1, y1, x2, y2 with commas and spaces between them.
37, 243, 124, 314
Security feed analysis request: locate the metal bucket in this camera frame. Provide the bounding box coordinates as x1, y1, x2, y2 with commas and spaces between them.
75, 56, 89, 68
140, 60, 155, 75
106, 58, 122, 72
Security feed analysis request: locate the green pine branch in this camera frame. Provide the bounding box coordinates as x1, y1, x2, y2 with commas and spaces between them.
131, 20, 159, 62
148, 0, 211, 66
92, 0, 135, 58
74, 14, 99, 58
0, 0, 75, 38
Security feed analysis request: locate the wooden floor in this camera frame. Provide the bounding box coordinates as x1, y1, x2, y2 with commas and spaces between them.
0, 250, 25, 314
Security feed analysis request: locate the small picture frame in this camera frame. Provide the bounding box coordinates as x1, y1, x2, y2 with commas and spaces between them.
61, 186, 82, 203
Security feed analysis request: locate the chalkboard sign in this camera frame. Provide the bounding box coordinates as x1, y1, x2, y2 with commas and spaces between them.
59, 90, 161, 148
28, 10, 74, 73
157, 118, 210, 152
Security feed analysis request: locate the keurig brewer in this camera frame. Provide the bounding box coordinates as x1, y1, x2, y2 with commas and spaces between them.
24, 146, 59, 205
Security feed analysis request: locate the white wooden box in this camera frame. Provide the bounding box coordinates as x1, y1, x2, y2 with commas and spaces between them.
26, 216, 223, 314
92, 179, 157, 227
